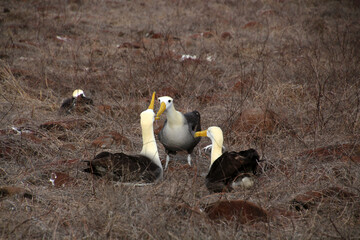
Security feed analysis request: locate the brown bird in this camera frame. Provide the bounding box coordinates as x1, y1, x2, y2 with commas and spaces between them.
59, 89, 94, 115
84, 92, 163, 183
195, 126, 260, 193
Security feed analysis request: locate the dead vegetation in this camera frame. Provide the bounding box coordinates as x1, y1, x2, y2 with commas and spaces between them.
0, 0, 360, 239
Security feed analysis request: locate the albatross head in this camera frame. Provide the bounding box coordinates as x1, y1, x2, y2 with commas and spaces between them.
155, 96, 174, 120
140, 92, 162, 172
140, 92, 156, 126
72, 89, 85, 98
194, 126, 224, 165
194, 127, 223, 145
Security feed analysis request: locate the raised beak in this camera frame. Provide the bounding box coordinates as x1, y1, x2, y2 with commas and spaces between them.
148, 92, 156, 110
194, 130, 207, 138
155, 102, 166, 120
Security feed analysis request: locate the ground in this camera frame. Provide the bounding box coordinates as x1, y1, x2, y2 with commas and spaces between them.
0, 0, 360, 239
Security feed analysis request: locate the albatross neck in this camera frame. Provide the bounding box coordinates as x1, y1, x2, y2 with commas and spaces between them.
210, 138, 223, 167
140, 123, 162, 169
166, 105, 184, 125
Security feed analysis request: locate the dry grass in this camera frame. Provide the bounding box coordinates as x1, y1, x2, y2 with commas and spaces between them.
0, 0, 360, 239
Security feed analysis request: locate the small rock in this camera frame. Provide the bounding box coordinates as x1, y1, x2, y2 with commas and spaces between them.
40, 118, 92, 131
291, 187, 356, 211
204, 200, 268, 224
49, 172, 76, 187
0, 186, 33, 200
221, 32, 232, 40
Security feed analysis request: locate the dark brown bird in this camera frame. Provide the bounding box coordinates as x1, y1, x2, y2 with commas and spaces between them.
195, 126, 260, 193
59, 89, 94, 115
84, 92, 163, 184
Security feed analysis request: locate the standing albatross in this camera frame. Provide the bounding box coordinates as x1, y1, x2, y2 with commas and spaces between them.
156, 96, 201, 169
84, 92, 163, 183
194, 126, 260, 193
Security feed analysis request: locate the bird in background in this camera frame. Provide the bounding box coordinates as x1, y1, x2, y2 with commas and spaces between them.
59, 89, 94, 115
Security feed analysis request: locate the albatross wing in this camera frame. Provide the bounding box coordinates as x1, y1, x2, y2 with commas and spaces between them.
184, 110, 201, 133
85, 151, 162, 183
205, 149, 260, 192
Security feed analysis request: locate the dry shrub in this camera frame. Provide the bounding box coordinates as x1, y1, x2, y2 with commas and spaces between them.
0, 61, 27, 98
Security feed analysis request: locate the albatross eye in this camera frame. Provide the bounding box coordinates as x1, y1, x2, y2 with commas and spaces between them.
168, 100, 171, 103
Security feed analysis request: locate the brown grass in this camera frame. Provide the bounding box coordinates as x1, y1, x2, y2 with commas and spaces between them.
1, 0, 360, 239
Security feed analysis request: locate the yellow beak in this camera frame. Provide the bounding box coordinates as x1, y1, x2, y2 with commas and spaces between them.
194, 130, 208, 138
155, 102, 166, 120
148, 92, 156, 110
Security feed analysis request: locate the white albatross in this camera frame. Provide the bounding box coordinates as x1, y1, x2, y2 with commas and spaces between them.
156, 96, 201, 169
195, 126, 260, 193
84, 92, 163, 183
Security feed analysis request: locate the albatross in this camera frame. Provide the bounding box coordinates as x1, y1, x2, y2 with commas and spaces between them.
155, 96, 201, 169
84, 92, 163, 183
194, 126, 260, 193
59, 89, 94, 115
